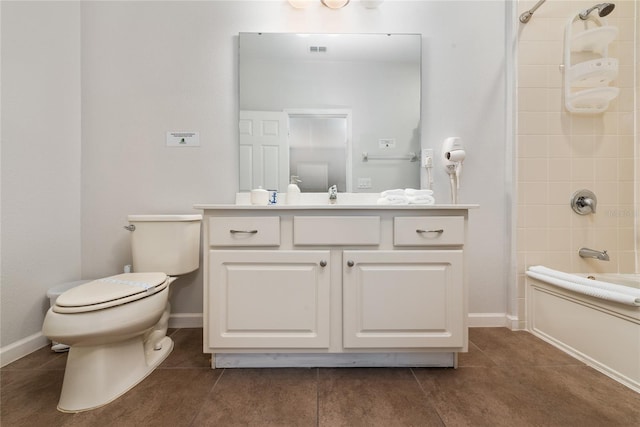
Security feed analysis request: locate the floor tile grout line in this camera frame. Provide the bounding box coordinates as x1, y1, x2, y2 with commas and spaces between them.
409, 367, 447, 427
315, 368, 320, 427
188, 367, 227, 427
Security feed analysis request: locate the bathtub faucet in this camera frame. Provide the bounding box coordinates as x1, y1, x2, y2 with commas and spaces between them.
578, 247, 610, 261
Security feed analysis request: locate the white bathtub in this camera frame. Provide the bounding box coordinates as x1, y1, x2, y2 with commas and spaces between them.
526, 266, 640, 393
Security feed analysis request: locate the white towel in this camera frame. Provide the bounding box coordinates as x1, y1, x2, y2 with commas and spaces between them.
377, 197, 409, 205
526, 270, 640, 306
384, 194, 410, 202
380, 189, 406, 197
405, 188, 434, 196
528, 266, 640, 298
408, 195, 435, 205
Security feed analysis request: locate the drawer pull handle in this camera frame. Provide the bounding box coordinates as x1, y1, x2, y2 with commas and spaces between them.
229, 229, 258, 234
416, 229, 444, 234
347, 260, 355, 267
319, 260, 327, 267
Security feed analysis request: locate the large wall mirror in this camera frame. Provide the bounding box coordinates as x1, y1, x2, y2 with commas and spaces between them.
239, 32, 421, 193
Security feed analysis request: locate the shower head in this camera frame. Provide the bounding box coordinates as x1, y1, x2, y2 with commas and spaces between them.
579, 3, 615, 20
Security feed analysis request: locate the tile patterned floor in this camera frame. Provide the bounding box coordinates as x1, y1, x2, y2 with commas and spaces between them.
1, 328, 639, 426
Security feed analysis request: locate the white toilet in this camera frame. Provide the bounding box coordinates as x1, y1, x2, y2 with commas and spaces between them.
42, 214, 202, 413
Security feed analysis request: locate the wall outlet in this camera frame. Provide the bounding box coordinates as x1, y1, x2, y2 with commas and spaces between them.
421, 148, 434, 167
357, 177, 372, 189
379, 138, 396, 149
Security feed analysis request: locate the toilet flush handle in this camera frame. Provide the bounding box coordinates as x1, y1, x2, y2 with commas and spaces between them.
123, 224, 136, 232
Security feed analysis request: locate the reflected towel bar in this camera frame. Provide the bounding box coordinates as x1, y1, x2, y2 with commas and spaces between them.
362, 152, 418, 162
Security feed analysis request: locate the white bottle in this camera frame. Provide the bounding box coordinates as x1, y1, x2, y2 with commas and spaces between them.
286, 176, 301, 205
250, 186, 269, 205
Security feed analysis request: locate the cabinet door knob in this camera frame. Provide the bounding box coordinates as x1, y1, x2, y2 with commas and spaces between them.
347, 260, 354, 267
319, 260, 327, 267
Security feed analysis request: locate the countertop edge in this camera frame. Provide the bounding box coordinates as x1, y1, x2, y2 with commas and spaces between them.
193, 203, 479, 210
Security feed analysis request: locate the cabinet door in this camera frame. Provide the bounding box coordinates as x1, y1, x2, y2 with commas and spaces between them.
343, 250, 464, 349
209, 250, 330, 349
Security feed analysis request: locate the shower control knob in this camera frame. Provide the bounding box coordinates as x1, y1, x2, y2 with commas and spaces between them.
570, 189, 597, 215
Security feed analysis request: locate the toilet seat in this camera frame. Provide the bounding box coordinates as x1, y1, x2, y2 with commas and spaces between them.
53, 272, 169, 314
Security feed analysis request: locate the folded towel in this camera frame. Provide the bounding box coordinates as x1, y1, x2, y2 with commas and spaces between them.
380, 189, 406, 197
405, 188, 434, 196
383, 194, 410, 202
408, 195, 435, 205
377, 197, 409, 205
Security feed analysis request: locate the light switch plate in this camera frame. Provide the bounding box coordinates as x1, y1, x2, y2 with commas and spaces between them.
357, 177, 372, 189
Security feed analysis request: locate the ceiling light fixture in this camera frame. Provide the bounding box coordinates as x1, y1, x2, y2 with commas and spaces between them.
321, 0, 350, 8
287, 0, 383, 9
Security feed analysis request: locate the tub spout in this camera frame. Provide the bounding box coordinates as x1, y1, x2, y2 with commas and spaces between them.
579, 247, 610, 261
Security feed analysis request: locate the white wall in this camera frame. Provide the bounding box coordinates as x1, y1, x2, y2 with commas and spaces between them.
1, 1, 511, 356
80, 0, 509, 318
1, 2, 82, 350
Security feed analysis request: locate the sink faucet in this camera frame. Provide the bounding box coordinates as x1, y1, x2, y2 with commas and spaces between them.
328, 185, 338, 202
578, 247, 610, 261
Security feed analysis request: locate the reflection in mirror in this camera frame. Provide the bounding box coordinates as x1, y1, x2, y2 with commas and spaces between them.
288, 110, 351, 192
239, 32, 421, 193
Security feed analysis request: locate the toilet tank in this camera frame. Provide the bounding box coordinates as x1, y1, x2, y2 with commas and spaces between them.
127, 214, 202, 275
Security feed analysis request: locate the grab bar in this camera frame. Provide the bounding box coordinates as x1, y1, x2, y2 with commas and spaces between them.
362, 152, 418, 162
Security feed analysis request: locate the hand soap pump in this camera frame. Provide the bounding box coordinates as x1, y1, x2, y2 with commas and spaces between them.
286, 176, 301, 205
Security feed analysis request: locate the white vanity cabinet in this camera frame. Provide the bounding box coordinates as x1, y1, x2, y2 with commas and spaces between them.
342, 250, 463, 349
195, 202, 475, 368
209, 249, 331, 349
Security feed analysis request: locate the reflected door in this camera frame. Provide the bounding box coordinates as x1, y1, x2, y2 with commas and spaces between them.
239, 110, 289, 192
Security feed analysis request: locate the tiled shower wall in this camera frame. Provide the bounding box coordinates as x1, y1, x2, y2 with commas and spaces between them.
516, 0, 638, 329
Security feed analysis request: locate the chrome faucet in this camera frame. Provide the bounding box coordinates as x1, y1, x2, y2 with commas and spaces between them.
328, 185, 338, 202
571, 189, 597, 215
579, 247, 610, 261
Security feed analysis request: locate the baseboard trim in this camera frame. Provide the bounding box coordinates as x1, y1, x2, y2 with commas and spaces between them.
468, 313, 512, 328
1, 312, 515, 366
168, 313, 203, 329
0, 332, 49, 368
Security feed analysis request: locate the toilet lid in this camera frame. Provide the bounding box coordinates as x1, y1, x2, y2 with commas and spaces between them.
53, 272, 169, 314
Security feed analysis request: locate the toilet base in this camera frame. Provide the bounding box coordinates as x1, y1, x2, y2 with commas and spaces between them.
57, 335, 174, 413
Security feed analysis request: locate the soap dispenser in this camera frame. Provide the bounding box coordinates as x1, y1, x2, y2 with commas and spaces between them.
286, 176, 301, 205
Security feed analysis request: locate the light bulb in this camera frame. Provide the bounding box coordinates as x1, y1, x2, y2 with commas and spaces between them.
321, 0, 350, 9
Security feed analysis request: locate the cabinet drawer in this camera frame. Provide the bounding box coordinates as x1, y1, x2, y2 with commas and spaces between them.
394, 216, 464, 246
209, 217, 280, 246
294, 216, 380, 245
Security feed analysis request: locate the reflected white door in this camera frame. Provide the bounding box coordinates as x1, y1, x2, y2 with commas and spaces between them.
239, 110, 289, 192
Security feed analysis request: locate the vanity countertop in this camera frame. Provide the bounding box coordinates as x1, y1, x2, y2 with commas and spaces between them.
195, 193, 478, 211
194, 203, 479, 210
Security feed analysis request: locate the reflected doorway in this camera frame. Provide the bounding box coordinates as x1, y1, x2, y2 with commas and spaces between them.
286, 109, 352, 193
